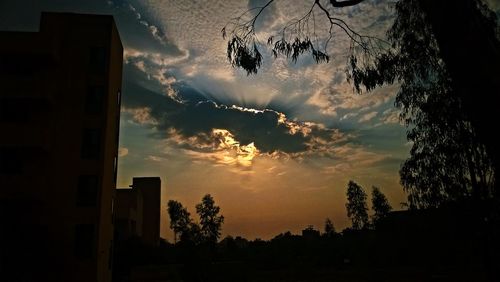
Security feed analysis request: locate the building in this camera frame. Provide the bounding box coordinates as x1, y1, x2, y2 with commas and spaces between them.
115, 177, 161, 246
0, 12, 122, 282
302, 225, 320, 239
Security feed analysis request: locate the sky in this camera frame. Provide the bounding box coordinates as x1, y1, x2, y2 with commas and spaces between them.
7, 0, 495, 241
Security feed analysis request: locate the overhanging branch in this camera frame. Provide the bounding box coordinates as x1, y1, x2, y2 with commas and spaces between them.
330, 0, 366, 8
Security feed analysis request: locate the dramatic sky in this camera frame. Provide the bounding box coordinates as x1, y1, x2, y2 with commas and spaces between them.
6, 0, 497, 241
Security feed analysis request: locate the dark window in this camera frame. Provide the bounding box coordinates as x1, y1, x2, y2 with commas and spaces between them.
76, 175, 99, 206
74, 224, 94, 259
85, 86, 105, 114
88, 47, 107, 74
0, 149, 23, 174
81, 129, 101, 159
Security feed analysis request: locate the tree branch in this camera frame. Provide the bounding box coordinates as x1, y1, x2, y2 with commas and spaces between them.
222, 0, 385, 75
330, 0, 366, 8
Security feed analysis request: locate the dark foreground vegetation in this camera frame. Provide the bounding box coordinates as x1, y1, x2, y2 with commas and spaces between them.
114, 199, 500, 282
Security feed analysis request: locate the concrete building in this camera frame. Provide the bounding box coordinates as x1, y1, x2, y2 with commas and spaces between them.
0, 12, 122, 282
115, 177, 161, 246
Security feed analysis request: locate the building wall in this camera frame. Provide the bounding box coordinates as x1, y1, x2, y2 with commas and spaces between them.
115, 177, 161, 246
115, 188, 139, 240
133, 177, 161, 246
0, 12, 122, 282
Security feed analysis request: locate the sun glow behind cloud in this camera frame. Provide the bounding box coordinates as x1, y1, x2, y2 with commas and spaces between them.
211, 128, 260, 167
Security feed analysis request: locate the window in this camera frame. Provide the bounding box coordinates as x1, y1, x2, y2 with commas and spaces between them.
76, 175, 99, 206
85, 86, 105, 114
88, 46, 107, 74
81, 129, 101, 159
74, 224, 94, 259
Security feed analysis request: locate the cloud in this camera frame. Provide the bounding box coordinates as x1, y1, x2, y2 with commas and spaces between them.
110, 0, 405, 170
126, 3, 169, 46
122, 107, 158, 125
133, 0, 402, 132
120, 62, 356, 168
110, 0, 186, 56
180, 129, 259, 168
145, 155, 165, 162
380, 108, 400, 125
118, 147, 129, 157
359, 111, 378, 123
247, 0, 279, 31
319, 143, 390, 177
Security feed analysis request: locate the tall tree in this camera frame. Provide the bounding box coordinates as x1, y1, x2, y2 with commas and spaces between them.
196, 194, 225, 243
416, 0, 500, 200
345, 181, 369, 230
180, 222, 202, 245
349, 0, 496, 208
324, 218, 336, 237
371, 186, 392, 225
223, 0, 498, 207
167, 200, 192, 243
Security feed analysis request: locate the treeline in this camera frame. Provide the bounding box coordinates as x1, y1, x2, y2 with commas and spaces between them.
112, 182, 500, 281
164, 180, 394, 247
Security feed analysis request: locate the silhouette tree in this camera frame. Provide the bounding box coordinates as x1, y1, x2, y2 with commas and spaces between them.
223, 0, 499, 207
371, 186, 392, 226
324, 218, 336, 237
348, 0, 496, 208
167, 200, 193, 243
180, 222, 202, 245
196, 194, 225, 243
415, 0, 500, 201
345, 181, 369, 230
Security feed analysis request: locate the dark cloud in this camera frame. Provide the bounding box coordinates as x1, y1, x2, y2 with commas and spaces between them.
122, 63, 343, 154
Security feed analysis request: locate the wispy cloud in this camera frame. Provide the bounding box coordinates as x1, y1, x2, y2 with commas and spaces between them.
118, 147, 129, 157
145, 155, 165, 162
380, 108, 400, 125
359, 111, 378, 123
122, 107, 158, 126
